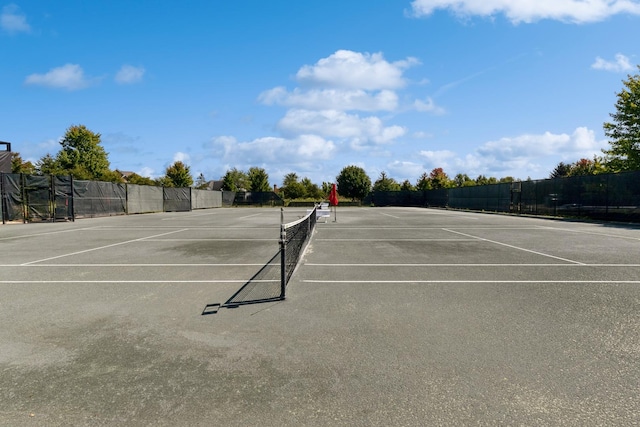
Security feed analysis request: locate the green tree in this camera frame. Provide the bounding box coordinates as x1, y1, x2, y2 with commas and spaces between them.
603, 65, 640, 171
415, 172, 430, 190
321, 182, 333, 195
126, 172, 155, 185
453, 173, 475, 187
428, 168, 452, 189
248, 167, 271, 192
163, 161, 193, 187
221, 168, 248, 191
336, 165, 371, 201
549, 162, 572, 179
400, 179, 414, 191
567, 157, 607, 176
475, 175, 498, 185
36, 153, 63, 175
372, 171, 401, 191
281, 173, 305, 199
56, 125, 111, 180
11, 152, 35, 174
301, 177, 323, 199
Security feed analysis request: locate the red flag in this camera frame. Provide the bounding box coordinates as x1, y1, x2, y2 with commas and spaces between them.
329, 183, 338, 206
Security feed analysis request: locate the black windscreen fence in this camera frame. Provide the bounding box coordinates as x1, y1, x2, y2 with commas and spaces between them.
369, 170, 640, 222
73, 180, 127, 218
1, 173, 222, 224
163, 187, 191, 212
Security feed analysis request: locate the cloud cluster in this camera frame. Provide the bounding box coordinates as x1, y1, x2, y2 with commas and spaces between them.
24, 64, 90, 91
592, 53, 634, 72
214, 50, 442, 176
25, 64, 145, 90
410, 0, 640, 23
418, 127, 605, 178
1, 4, 30, 34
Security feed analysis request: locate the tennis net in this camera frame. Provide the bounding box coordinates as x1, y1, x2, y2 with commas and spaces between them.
280, 205, 318, 298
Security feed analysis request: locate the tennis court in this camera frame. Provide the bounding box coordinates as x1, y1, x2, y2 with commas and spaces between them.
1, 207, 639, 425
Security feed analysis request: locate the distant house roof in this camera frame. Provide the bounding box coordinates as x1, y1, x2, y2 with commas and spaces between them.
204, 180, 224, 191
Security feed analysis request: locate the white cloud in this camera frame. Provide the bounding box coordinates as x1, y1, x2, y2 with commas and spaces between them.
296, 50, 418, 90
259, 87, 399, 112
115, 65, 145, 84
591, 53, 634, 72
210, 134, 336, 167
418, 150, 458, 170
137, 167, 155, 178
387, 161, 426, 180
173, 152, 191, 163
410, 0, 640, 23
414, 97, 446, 114
24, 64, 91, 90
448, 127, 605, 177
277, 109, 406, 147
1, 4, 30, 34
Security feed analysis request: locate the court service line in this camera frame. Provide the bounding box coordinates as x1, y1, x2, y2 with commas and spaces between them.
20, 229, 189, 266
0, 227, 99, 241
238, 213, 264, 219
379, 212, 401, 219
303, 263, 640, 267
161, 211, 221, 220
302, 280, 640, 284
539, 226, 640, 241
315, 238, 477, 242
0, 280, 279, 284
442, 228, 586, 265
7, 263, 269, 267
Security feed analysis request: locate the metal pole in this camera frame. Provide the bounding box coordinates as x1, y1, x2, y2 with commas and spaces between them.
279, 207, 286, 300
1, 173, 6, 224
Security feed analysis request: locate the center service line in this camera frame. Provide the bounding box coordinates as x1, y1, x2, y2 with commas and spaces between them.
442, 228, 586, 265
20, 229, 190, 266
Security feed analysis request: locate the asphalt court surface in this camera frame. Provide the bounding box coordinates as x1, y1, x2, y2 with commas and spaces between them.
1, 207, 640, 426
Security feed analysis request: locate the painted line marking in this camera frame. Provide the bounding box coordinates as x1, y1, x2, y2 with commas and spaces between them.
302, 280, 640, 284
0, 280, 279, 284
0, 227, 99, 241
379, 212, 401, 219
20, 229, 190, 266
442, 228, 586, 265
303, 263, 640, 267
4, 263, 270, 267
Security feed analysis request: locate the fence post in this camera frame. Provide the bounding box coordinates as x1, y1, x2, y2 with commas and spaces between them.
0, 173, 5, 224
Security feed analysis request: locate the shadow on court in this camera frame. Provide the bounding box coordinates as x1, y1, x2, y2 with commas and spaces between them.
202, 251, 283, 315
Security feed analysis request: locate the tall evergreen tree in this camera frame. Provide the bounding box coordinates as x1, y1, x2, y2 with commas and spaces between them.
603, 65, 640, 171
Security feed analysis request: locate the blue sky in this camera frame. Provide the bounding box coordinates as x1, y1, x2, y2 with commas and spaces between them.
2, 1, 639, 186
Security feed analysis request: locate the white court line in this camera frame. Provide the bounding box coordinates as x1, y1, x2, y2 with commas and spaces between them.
0, 227, 98, 241
315, 238, 477, 242
317, 226, 546, 230
302, 280, 640, 284
442, 228, 586, 265
5, 263, 269, 267
20, 229, 189, 266
147, 238, 275, 241
539, 226, 640, 241
0, 280, 279, 284
161, 211, 221, 220
239, 213, 263, 219
379, 212, 401, 219
303, 263, 640, 267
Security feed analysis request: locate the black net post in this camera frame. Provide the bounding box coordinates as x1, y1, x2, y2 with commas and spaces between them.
279, 207, 286, 300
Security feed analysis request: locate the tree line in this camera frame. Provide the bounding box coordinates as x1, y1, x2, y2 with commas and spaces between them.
9, 66, 640, 201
